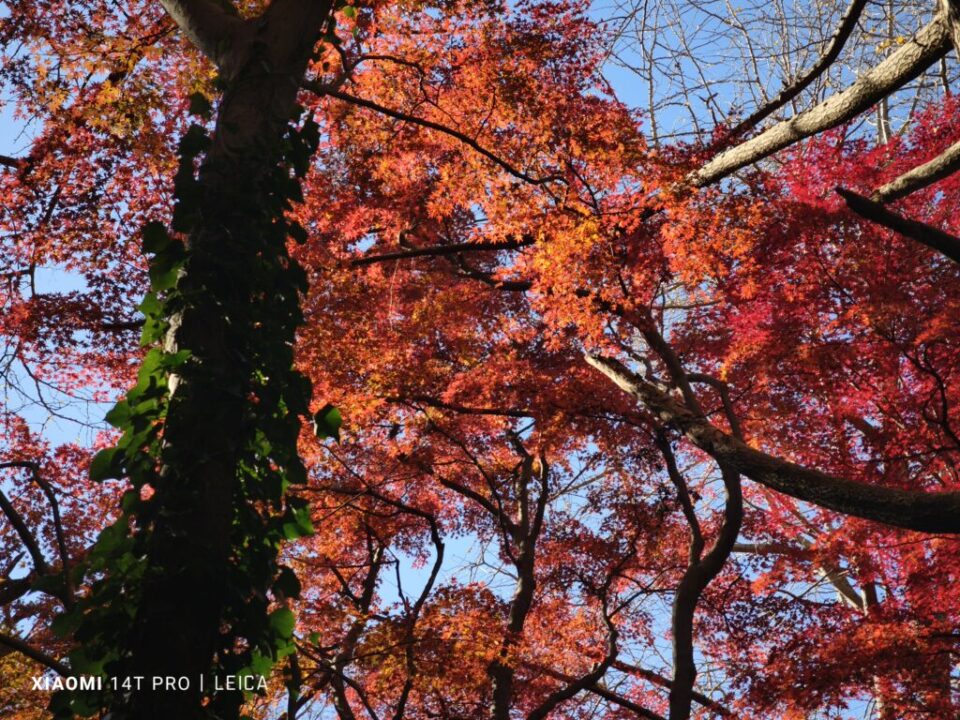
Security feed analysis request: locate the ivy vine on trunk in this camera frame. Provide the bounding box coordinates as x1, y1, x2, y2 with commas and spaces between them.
50, 3, 338, 718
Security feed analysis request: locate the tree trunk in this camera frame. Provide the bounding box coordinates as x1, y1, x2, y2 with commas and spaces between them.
120, 4, 331, 718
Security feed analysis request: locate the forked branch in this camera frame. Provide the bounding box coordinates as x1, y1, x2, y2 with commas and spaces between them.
585, 353, 960, 533
723, 0, 868, 141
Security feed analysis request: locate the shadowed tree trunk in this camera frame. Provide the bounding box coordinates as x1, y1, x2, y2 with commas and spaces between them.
118, 2, 333, 718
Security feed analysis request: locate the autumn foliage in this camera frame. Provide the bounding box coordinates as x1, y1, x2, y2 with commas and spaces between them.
1, 0, 959, 718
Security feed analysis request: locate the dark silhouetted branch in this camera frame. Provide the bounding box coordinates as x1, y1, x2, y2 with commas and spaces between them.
0, 630, 69, 676
837, 187, 960, 265
305, 83, 563, 186
585, 353, 960, 533
353, 237, 534, 266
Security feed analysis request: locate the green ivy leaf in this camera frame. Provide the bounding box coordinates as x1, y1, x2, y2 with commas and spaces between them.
104, 401, 131, 429
160, 349, 192, 369
312, 403, 342, 441
249, 652, 273, 677
89, 447, 121, 482
149, 257, 184, 292
93, 522, 129, 555
138, 292, 162, 317
268, 607, 296, 639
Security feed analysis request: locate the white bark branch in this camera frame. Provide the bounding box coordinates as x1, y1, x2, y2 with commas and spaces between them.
873, 139, 960, 203
691, 17, 951, 187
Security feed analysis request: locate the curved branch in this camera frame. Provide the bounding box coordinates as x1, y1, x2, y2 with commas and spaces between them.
525, 626, 618, 720
691, 17, 951, 187
524, 663, 665, 720
352, 237, 534, 266
585, 354, 960, 533
0, 485, 48, 577
525, 549, 630, 720
0, 630, 70, 676
668, 465, 742, 720
0, 461, 72, 603
612, 660, 731, 716
305, 84, 562, 186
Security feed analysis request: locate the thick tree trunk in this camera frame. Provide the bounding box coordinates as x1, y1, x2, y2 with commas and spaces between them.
120, 3, 331, 718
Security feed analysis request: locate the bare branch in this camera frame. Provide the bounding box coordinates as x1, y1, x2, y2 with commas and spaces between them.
0, 154, 24, 169
304, 84, 562, 186
612, 660, 731, 715
732, 541, 809, 558
691, 17, 951, 187
0, 575, 34, 605
524, 663, 665, 720
0, 630, 70, 676
732, 542, 865, 610
389, 394, 534, 419
0, 461, 73, 603
0, 483, 48, 577
941, 0, 960, 55
687, 373, 744, 440
668, 465, 742, 720
352, 237, 534, 266
724, 0, 869, 141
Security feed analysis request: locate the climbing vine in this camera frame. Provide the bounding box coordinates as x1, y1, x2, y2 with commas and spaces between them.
49, 93, 327, 718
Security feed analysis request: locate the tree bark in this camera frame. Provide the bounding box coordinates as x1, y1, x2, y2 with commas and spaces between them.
837, 187, 960, 265
872, 138, 960, 203
667, 466, 742, 720
121, 2, 332, 718
585, 354, 960, 534
691, 17, 951, 187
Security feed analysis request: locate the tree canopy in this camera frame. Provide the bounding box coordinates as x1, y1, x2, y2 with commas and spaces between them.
1, 0, 960, 718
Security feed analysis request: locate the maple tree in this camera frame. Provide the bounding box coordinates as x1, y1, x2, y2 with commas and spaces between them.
1, 0, 960, 719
